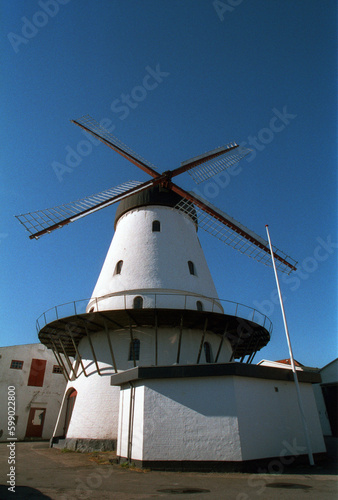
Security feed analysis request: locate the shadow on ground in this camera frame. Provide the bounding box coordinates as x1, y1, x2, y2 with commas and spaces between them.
280, 436, 338, 476
0, 485, 51, 499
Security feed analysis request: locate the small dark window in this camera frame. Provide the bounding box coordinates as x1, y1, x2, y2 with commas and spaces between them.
204, 342, 213, 363
152, 220, 161, 232
53, 365, 63, 374
89, 307, 94, 313
10, 360, 23, 370
114, 260, 123, 275
196, 301, 203, 311
128, 339, 140, 361
133, 296, 143, 309
188, 261, 195, 275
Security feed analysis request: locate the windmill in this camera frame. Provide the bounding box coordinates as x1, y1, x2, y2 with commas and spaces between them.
15, 116, 299, 453
16, 115, 296, 274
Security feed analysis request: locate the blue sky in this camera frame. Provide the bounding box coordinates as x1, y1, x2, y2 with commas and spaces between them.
1, 0, 336, 368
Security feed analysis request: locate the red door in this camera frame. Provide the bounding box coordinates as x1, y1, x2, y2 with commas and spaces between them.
25, 408, 46, 438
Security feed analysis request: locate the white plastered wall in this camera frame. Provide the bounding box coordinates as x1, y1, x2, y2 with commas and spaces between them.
54, 327, 232, 441
117, 375, 326, 463
87, 206, 222, 312
120, 377, 242, 462
313, 358, 338, 436
0, 344, 67, 441
117, 385, 144, 461
234, 376, 326, 461
54, 202, 234, 442
310, 385, 332, 436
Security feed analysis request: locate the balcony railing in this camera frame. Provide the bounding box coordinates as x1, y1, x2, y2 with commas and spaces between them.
36, 291, 273, 335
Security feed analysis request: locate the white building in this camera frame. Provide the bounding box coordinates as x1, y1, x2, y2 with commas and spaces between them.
259, 358, 338, 438
312, 358, 338, 437
0, 343, 68, 441
112, 363, 324, 467
36, 186, 326, 466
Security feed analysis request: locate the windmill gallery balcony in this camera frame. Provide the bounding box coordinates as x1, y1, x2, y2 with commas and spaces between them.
36, 291, 272, 380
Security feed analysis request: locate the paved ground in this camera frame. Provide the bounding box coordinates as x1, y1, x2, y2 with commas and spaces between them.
0, 440, 337, 499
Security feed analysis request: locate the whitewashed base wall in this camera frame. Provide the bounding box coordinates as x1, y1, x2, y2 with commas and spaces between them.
116, 373, 326, 465
52, 327, 232, 448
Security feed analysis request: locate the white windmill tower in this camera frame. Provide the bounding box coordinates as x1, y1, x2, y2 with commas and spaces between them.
16, 116, 324, 466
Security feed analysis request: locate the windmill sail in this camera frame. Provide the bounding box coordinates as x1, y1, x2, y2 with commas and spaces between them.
179, 144, 252, 184
15, 180, 154, 239
72, 116, 159, 178
174, 191, 297, 274
16, 113, 298, 276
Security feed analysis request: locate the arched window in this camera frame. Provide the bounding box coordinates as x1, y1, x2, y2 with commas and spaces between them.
133, 296, 143, 309
128, 339, 140, 361
196, 301, 203, 311
152, 220, 161, 232
188, 261, 195, 275
114, 260, 123, 275
204, 342, 213, 363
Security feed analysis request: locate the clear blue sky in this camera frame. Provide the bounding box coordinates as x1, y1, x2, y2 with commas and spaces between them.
1, 0, 337, 368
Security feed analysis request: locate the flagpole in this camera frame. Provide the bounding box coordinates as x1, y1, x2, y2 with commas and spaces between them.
265, 225, 314, 466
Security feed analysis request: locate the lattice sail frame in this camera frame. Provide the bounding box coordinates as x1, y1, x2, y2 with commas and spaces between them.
186, 145, 252, 184
74, 115, 159, 173
15, 180, 144, 238
175, 194, 297, 274
15, 113, 298, 274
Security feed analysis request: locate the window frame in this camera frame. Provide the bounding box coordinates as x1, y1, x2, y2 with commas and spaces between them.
188, 261, 196, 275
196, 301, 203, 311
114, 260, 123, 275
203, 342, 213, 363
152, 220, 161, 232
128, 339, 140, 361
10, 360, 23, 370
133, 296, 143, 309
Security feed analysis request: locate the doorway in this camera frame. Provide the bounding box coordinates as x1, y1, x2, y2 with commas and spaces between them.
322, 383, 338, 437
64, 389, 77, 437
25, 408, 46, 438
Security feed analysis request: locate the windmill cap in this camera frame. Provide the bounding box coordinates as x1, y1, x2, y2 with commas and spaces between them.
114, 185, 197, 228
